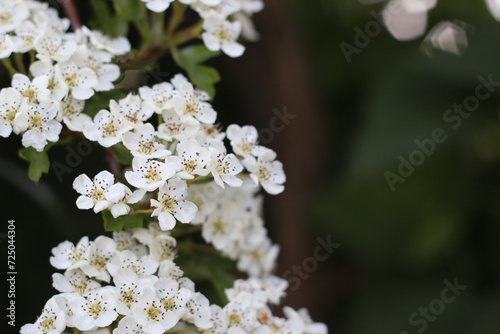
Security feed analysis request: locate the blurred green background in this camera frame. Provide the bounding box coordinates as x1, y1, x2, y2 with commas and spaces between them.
4, 0, 500, 333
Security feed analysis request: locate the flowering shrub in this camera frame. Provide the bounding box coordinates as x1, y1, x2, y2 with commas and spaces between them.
0, 0, 327, 333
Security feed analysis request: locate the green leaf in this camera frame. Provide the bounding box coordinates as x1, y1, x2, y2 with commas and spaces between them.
90, 0, 128, 36
112, 0, 147, 23
103, 210, 144, 232
113, 144, 133, 165
18, 146, 51, 183
172, 45, 221, 98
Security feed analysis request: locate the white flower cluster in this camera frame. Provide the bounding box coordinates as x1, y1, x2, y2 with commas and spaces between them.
141, 0, 264, 57
21, 228, 327, 334
72, 73, 285, 276
0, 0, 130, 151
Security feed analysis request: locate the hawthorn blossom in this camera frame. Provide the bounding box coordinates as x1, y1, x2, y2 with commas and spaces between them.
20, 297, 66, 334
151, 178, 198, 230
125, 157, 180, 192
35, 34, 78, 62
172, 82, 216, 124
70, 287, 119, 331
175, 139, 210, 179
0, 87, 23, 137
226, 124, 265, 158
157, 108, 199, 142
141, 0, 175, 13
52, 268, 101, 295
207, 147, 243, 188
58, 95, 89, 132
12, 73, 51, 105
139, 82, 175, 113
155, 277, 192, 324
50, 236, 90, 270
131, 292, 176, 334
54, 61, 98, 100
110, 93, 154, 126
122, 123, 171, 159
243, 148, 285, 195
80, 236, 117, 282
73, 171, 126, 213
202, 11, 245, 58
14, 102, 62, 152
83, 109, 134, 147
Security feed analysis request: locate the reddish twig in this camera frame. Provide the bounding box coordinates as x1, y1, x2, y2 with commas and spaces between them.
62, 0, 82, 30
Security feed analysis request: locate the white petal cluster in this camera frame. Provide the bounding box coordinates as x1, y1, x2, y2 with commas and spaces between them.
139, 0, 264, 57
0, 0, 129, 151
72, 74, 286, 230
22, 227, 327, 334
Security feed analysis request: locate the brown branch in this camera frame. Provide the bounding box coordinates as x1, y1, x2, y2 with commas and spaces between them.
62, 0, 82, 30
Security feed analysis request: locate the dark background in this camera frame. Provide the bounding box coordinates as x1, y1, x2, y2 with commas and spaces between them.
4, 0, 500, 333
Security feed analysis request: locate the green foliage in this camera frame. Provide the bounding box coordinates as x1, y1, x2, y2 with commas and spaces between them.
172, 45, 221, 98
89, 0, 129, 37
18, 146, 51, 183
177, 247, 234, 305
103, 210, 144, 232
112, 144, 133, 165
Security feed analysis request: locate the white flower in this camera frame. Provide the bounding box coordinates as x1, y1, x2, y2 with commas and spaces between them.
33, 7, 71, 35
283, 307, 328, 334
172, 82, 217, 124
113, 269, 158, 316
12, 73, 52, 105
73, 171, 126, 213
175, 139, 210, 179
155, 277, 192, 324
149, 234, 177, 262
107, 250, 159, 277
113, 230, 148, 255
141, 0, 175, 13
243, 148, 285, 195
187, 182, 219, 224
83, 109, 134, 147
113, 316, 148, 334
52, 268, 101, 295
81, 26, 131, 55
50, 236, 90, 270
190, 0, 241, 18
14, 102, 62, 152
125, 157, 180, 191
202, 11, 245, 58
182, 292, 213, 329
70, 287, 119, 331
71, 45, 121, 92
81, 236, 117, 282
13, 20, 42, 53
122, 123, 171, 159
20, 296, 66, 334
54, 61, 98, 100
221, 291, 256, 332
0, 33, 15, 59
207, 147, 243, 188
157, 108, 200, 142
151, 178, 198, 231
237, 238, 279, 277
131, 292, 176, 334
195, 124, 226, 151
0, 1, 30, 34
110, 93, 154, 126
0, 87, 23, 137
139, 82, 175, 114
35, 33, 78, 62
58, 95, 90, 132
108, 184, 147, 218
226, 124, 265, 158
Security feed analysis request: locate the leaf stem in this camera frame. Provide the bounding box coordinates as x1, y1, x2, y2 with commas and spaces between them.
1, 58, 17, 77
13, 53, 26, 75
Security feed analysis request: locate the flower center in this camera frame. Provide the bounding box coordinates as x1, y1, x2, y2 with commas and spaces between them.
29, 115, 43, 130
145, 168, 161, 183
